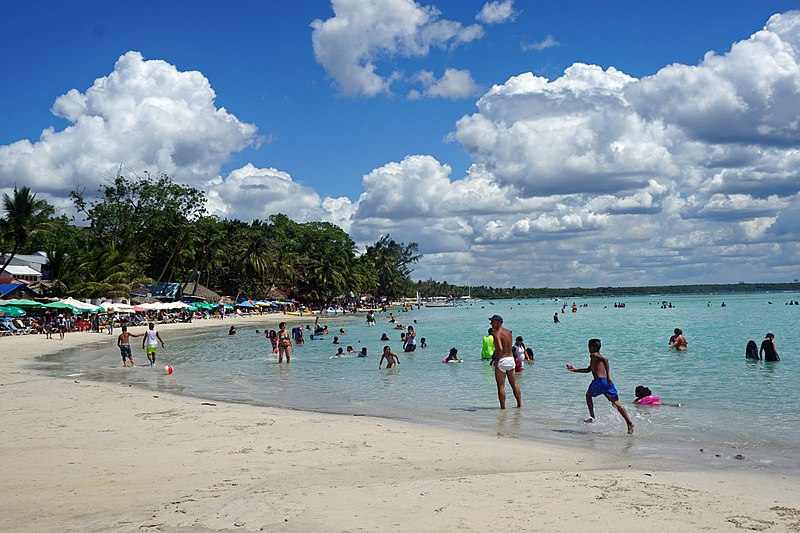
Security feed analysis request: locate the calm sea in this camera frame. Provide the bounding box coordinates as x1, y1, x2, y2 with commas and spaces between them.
40, 292, 800, 472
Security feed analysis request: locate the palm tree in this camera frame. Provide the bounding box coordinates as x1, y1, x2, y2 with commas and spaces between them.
72, 247, 151, 298
0, 186, 53, 275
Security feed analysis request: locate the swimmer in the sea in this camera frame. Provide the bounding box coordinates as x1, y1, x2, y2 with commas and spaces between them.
512, 336, 526, 373
379, 346, 399, 369
524, 347, 535, 362
553, 313, 559, 324
634, 385, 680, 407
332, 335, 340, 345
420, 337, 427, 349
566, 338, 634, 434
380, 332, 390, 341
358, 347, 368, 358
760, 333, 780, 362
669, 328, 687, 351
745, 340, 759, 360
334, 347, 344, 358
346, 345, 354, 354
444, 347, 460, 363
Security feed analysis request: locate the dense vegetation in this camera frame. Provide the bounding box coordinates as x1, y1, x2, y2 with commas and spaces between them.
0, 175, 420, 304
413, 280, 800, 299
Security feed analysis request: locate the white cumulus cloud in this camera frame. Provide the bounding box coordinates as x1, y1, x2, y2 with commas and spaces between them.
207, 164, 355, 230
311, 0, 484, 97
408, 68, 480, 99
0, 51, 257, 196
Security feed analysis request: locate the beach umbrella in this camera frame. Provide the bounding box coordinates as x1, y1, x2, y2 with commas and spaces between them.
60, 297, 101, 313
0, 306, 26, 317
236, 300, 255, 308
43, 301, 78, 311
2, 298, 44, 308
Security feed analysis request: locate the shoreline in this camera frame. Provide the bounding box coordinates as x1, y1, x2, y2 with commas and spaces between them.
2, 316, 799, 532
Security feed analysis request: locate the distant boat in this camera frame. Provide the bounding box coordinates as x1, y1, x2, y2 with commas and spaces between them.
425, 296, 456, 308
459, 285, 478, 301
426, 301, 456, 308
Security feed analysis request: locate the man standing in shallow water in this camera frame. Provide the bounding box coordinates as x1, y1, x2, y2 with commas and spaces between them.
489, 315, 522, 409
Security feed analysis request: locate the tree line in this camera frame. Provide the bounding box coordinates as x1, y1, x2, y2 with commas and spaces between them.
0, 174, 420, 304
413, 279, 800, 299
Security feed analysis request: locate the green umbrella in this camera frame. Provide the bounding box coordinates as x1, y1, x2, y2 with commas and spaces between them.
2, 298, 44, 308
43, 301, 78, 312
0, 306, 26, 317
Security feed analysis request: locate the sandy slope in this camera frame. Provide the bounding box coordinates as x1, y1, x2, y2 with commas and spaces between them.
1, 316, 798, 533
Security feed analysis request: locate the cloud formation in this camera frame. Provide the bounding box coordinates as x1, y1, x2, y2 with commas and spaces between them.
0, 51, 257, 196
206, 164, 355, 230
476, 0, 517, 25
311, 0, 483, 96
522, 35, 559, 51
5, 11, 800, 286
408, 68, 480, 99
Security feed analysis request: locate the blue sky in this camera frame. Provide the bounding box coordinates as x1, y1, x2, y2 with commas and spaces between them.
2, 1, 800, 286
1, 0, 796, 199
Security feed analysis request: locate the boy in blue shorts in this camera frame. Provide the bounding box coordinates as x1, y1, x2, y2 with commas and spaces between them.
566, 338, 634, 434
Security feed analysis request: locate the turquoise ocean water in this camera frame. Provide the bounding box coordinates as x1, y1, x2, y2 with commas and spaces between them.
42, 292, 800, 471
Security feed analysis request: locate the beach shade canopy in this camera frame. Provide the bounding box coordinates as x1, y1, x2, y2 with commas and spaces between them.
1, 298, 44, 308
43, 301, 79, 312
224, 304, 234, 311
0, 305, 26, 317
235, 300, 255, 308
60, 297, 101, 313
99, 301, 135, 313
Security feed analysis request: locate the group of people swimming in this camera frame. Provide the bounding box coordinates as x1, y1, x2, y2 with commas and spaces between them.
668, 327, 779, 361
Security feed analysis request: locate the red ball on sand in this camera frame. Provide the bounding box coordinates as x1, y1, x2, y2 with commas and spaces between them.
164, 365, 174, 375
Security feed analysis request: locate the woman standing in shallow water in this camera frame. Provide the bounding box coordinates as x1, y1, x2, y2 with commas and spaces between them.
277, 322, 292, 363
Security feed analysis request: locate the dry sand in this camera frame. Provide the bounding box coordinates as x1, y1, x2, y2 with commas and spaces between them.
1, 316, 798, 532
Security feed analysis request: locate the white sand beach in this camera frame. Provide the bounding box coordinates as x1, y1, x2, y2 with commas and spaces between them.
1, 316, 798, 533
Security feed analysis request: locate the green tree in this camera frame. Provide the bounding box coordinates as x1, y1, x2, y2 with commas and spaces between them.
72, 173, 206, 282
363, 235, 421, 300
71, 247, 151, 298
0, 186, 54, 274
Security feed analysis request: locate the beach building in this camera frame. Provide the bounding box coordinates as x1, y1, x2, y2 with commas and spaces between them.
180, 281, 221, 302
0, 282, 40, 300
0, 252, 49, 277
0, 265, 42, 283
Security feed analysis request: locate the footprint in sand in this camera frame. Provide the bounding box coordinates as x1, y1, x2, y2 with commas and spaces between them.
726, 515, 775, 531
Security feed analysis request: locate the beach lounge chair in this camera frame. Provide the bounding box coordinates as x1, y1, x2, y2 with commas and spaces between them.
12, 319, 33, 335
0, 323, 12, 336
0, 319, 22, 335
